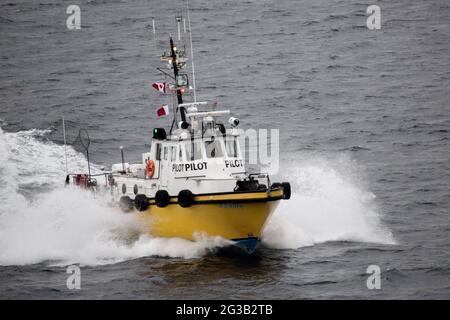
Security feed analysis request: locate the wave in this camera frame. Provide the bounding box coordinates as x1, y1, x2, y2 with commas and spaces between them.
0, 128, 228, 266
0, 187, 228, 266
262, 155, 396, 249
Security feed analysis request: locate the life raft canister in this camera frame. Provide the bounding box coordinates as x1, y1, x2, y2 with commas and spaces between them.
146, 159, 155, 178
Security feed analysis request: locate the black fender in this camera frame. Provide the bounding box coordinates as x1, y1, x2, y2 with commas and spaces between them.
178, 189, 194, 208
119, 196, 134, 212
155, 190, 170, 208
134, 194, 149, 211
281, 182, 291, 200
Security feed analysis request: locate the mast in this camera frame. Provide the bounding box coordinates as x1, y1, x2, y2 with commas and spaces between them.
170, 37, 187, 123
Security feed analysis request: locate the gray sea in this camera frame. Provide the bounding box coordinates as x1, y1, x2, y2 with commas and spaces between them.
0, 0, 449, 299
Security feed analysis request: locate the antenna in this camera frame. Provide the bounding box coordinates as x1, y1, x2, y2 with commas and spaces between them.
186, 0, 197, 103
152, 17, 156, 35
62, 116, 68, 175
78, 129, 91, 180
152, 17, 158, 53
119, 146, 126, 174
176, 16, 182, 41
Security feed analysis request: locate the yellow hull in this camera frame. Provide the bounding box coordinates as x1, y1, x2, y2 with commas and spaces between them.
138, 189, 283, 241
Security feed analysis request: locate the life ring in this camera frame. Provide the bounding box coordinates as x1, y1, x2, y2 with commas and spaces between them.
146, 160, 155, 178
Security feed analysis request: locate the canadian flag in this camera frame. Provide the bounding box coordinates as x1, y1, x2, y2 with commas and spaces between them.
156, 105, 169, 117
152, 82, 166, 94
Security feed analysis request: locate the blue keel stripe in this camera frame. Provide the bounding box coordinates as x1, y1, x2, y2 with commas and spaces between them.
232, 237, 260, 253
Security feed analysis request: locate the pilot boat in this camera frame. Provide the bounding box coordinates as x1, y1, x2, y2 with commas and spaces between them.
66, 28, 291, 254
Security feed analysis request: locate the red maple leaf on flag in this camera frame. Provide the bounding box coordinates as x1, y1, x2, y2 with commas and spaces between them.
152, 82, 166, 94
156, 105, 169, 117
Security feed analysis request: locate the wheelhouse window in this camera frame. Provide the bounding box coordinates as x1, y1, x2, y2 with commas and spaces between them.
205, 138, 223, 158
225, 136, 238, 158
155, 143, 162, 160
185, 140, 203, 161
170, 146, 177, 162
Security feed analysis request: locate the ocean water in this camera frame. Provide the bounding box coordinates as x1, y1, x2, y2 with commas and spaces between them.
0, 0, 449, 299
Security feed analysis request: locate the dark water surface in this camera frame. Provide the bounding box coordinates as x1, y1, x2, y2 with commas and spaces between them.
0, 0, 449, 299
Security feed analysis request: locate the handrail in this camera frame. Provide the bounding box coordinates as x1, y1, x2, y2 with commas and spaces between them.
248, 172, 271, 194
67, 172, 110, 177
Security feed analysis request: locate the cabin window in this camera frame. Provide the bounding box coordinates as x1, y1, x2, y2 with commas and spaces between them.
163, 147, 169, 160
155, 143, 162, 160
171, 146, 177, 162
205, 138, 223, 158
225, 136, 238, 158
185, 141, 203, 161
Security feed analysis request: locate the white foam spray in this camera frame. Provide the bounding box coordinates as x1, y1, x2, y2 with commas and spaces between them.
0, 128, 227, 266
262, 155, 396, 249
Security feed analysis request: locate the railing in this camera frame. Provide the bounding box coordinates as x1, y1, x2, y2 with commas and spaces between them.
65, 172, 112, 189
248, 173, 271, 191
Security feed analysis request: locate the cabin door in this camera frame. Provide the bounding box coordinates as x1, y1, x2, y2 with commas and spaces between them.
160, 146, 170, 187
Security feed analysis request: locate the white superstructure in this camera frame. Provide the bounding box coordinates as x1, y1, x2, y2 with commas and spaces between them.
111, 102, 250, 199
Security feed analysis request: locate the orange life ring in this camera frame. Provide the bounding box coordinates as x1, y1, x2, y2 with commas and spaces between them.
146, 160, 155, 178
